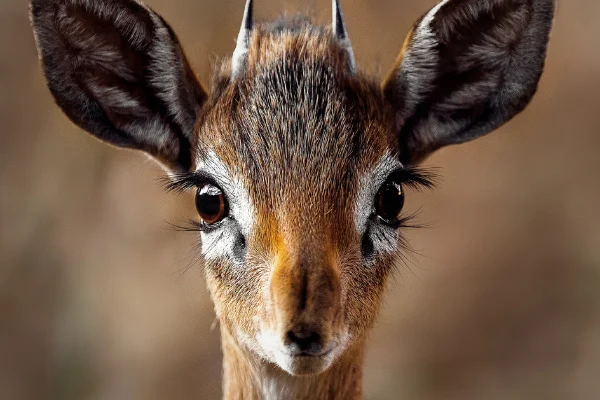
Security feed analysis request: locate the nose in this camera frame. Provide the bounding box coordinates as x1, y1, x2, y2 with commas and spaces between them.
285, 326, 324, 356
270, 248, 341, 357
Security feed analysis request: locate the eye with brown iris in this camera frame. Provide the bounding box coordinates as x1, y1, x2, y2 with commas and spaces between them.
195, 184, 228, 225
374, 181, 405, 224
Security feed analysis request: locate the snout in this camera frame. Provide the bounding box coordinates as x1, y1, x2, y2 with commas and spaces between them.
259, 250, 347, 375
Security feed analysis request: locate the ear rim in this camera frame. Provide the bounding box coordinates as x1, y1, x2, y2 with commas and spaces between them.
29, 0, 208, 172
383, 0, 556, 166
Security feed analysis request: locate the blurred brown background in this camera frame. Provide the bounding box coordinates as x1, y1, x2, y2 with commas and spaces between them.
1, 0, 599, 399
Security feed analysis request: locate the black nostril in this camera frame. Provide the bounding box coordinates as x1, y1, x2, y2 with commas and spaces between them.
286, 330, 323, 355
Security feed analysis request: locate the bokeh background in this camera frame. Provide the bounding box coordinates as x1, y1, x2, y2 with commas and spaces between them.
2, 0, 599, 399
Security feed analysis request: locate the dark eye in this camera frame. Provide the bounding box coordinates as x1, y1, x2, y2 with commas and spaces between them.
195, 184, 228, 225
374, 181, 405, 223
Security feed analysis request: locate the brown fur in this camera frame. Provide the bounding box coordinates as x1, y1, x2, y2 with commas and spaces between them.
199, 23, 396, 394
30, 1, 555, 398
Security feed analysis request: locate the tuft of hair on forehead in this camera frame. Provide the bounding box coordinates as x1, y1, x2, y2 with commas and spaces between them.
213, 18, 348, 77
207, 17, 379, 104
246, 19, 350, 77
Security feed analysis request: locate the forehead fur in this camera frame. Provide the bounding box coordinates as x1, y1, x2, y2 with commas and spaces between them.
197, 19, 395, 227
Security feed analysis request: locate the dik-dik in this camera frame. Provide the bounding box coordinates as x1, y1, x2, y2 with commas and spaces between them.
30, 0, 555, 398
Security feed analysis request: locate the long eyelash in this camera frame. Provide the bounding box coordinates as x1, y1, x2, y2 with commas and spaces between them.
392, 169, 437, 232
160, 173, 196, 193
164, 219, 210, 233
160, 172, 212, 193
394, 166, 439, 190
395, 206, 430, 230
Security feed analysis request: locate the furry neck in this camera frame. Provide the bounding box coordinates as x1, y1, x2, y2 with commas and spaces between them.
220, 327, 365, 400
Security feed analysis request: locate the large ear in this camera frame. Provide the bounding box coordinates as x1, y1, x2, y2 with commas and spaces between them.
30, 0, 207, 171
383, 0, 555, 165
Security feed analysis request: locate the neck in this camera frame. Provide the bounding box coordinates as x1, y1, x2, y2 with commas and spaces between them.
220, 328, 365, 400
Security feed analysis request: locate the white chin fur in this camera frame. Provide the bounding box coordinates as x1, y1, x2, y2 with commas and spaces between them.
273, 350, 335, 376
256, 329, 349, 376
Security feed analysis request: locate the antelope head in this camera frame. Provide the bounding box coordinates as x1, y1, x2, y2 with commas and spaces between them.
30, 0, 555, 384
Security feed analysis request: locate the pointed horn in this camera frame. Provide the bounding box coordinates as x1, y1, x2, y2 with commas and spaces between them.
332, 0, 356, 73
231, 0, 253, 80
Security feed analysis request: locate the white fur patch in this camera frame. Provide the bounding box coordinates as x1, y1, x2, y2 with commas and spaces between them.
200, 228, 237, 262
353, 153, 404, 259
421, 0, 451, 30
196, 151, 255, 260
366, 222, 401, 259
256, 326, 350, 381
354, 152, 402, 234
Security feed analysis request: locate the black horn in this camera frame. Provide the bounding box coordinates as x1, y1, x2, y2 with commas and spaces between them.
332, 0, 356, 72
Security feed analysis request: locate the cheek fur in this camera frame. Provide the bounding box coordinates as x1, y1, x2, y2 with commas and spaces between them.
342, 253, 394, 333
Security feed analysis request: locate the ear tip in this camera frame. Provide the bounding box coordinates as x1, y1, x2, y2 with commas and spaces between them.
29, 1, 49, 50
29, 0, 43, 19
29, 0, 53, 14
29, 0, 58, 30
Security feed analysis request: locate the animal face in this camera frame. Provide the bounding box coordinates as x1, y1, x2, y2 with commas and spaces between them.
31, 0, 554, 376
192, 26, 408, 374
